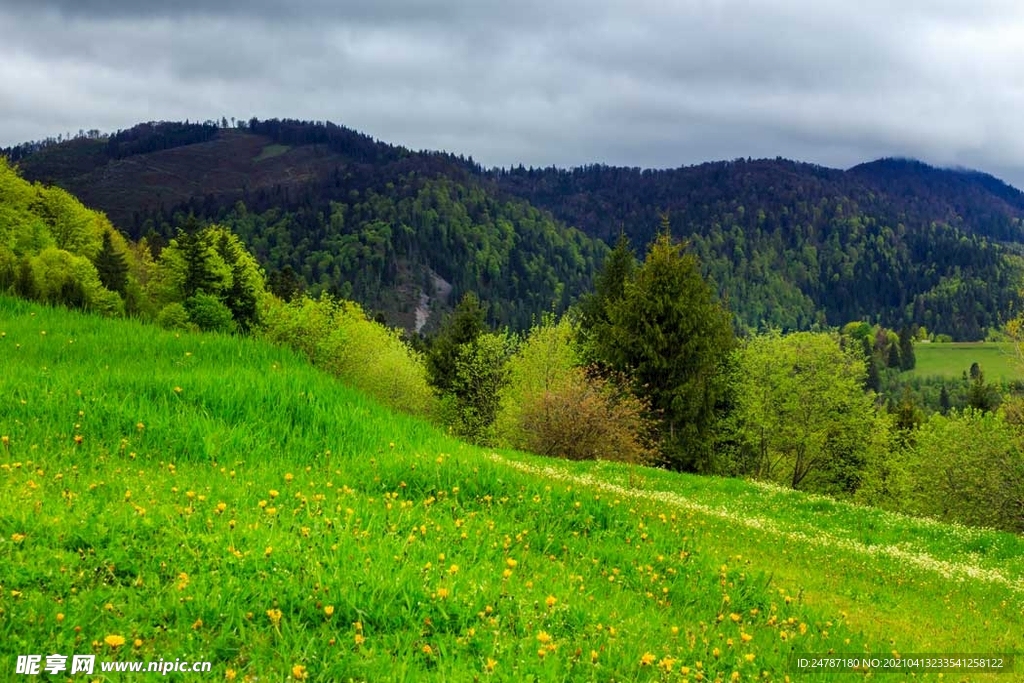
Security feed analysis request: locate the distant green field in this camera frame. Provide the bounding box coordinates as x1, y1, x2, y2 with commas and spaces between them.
911, 341, 1022, 382
253, 143, 290, 162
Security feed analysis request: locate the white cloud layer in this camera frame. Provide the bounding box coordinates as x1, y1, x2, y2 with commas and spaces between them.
2, 0, 1023, 186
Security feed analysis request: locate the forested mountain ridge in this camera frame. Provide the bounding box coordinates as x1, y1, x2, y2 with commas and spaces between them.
494, 158, 1024, 337
6, 119, 1024, 337
4, 121, 602, 331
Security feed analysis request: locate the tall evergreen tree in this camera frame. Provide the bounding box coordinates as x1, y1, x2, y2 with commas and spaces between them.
425, 292, 487, 396
175, 217, 219, 299
939, 384, 952, 414
887, 342, 902, 369
214, 230, 260, 332
596, 233, 735, 472
577, 231, 635, 364
898, 326, 916, 371
93, 231, 129, 295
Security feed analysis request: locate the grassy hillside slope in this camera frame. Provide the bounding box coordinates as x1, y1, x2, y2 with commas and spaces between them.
1, 297, 1022, 681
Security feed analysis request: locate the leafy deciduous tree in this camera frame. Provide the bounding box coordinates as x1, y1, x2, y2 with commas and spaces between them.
731, 331, 876, 492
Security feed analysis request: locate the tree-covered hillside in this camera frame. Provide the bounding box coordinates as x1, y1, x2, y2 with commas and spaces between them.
494, 158, 1024, 338
7, 120, 1024, 337
4, 121, 605, 331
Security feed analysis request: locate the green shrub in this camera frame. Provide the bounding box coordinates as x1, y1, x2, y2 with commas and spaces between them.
259, 295, 435, 418
516, 370, 653, 463
156, 302, 194, 331
496, 318, 652, 463
28, 247, 123, 315
902, 410, 1024, 532
185, 293, 237, 333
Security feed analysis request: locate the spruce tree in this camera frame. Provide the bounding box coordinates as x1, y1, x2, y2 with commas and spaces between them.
577, 232, 636, 365
887, 342, 902, 369
425, 292, 487, 396
597, 232, 735, 472
93, 231, 129, 294
176, 216, 218, 299
898, 326, 916, 371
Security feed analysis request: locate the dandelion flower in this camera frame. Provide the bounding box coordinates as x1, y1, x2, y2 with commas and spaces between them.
104, 635, 126, 648
640, 652, 656, 666
545, 596, 557, 609
324, 605, 334, 616
291, 664, 307, 680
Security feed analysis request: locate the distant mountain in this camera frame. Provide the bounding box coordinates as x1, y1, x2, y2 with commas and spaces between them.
5, 120, 1023, 338
491, 157, 1024, 337
4, 120, 602, 332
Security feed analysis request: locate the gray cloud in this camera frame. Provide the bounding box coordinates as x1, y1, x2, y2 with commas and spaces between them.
2, 0, 1023, 187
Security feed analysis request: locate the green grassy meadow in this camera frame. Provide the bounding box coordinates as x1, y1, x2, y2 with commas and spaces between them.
911, 342, 1022, 382
2, 296, 1023, 681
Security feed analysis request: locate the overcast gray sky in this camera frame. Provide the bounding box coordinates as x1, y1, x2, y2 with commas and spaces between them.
2, 0, 1024, 187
